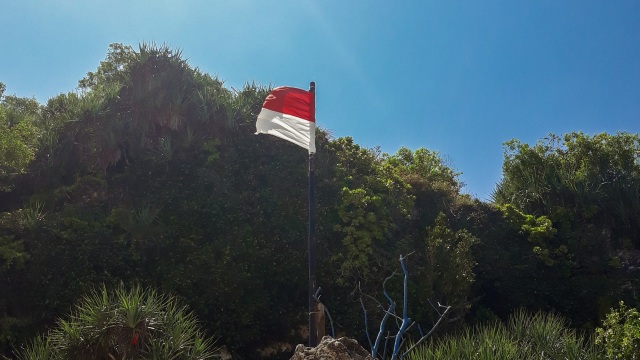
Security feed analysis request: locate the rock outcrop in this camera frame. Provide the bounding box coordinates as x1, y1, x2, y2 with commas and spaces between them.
290, 336, 373, 360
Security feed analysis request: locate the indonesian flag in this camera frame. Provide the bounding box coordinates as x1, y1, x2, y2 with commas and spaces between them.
256, 86, 316, 153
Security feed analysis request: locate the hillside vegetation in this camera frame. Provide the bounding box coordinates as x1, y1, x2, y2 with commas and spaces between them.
1, 44, 639, 359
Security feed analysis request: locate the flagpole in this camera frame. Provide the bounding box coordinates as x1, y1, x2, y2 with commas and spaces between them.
308, 81, 318, 347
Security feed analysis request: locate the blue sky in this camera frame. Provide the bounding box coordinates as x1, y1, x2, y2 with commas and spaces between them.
2, 1, 639, 200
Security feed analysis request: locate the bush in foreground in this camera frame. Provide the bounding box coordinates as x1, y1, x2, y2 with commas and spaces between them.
407, 310, 600, 360
10, 285, 219, 360
595, 301, 640, 360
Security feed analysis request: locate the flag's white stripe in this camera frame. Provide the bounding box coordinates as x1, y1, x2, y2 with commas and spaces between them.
256, 108, 316, 153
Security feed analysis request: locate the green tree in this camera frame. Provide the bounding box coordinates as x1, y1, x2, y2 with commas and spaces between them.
0, 91, 42, 192
327, 138, 413, 285
491, 132, 640, 327
421, 213, 477, 322
494, 132, 640, 241
385, 147, 464, 227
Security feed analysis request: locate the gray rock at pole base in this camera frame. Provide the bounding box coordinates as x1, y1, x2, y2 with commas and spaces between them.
290, 336, 373, 360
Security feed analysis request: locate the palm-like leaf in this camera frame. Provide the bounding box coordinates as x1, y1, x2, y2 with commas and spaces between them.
15, 285, 219, 360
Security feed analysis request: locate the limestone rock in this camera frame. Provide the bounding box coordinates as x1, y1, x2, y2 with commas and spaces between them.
290, 336, 373, 360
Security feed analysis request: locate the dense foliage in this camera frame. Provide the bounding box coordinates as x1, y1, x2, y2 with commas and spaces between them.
408, 310, 600, 360
596, 302, 640, 359
1, 43, 639, 359
491, 133, 640, 327
13, 285, 218, 360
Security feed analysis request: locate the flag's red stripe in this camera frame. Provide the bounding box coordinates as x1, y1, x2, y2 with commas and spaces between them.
261, 87, 314, 122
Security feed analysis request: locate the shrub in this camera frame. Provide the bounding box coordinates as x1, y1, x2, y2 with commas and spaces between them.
11, 285, 219, 360
407, 310, 600, 360
595, 301, 640, 360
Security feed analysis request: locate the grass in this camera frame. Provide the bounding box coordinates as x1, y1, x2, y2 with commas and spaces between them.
406, 310, 601, 360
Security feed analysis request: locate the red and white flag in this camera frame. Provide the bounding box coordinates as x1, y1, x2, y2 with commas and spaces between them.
256, 86, 316, 153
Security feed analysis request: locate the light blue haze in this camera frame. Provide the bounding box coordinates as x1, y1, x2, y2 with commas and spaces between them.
2, 1, 639, 199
